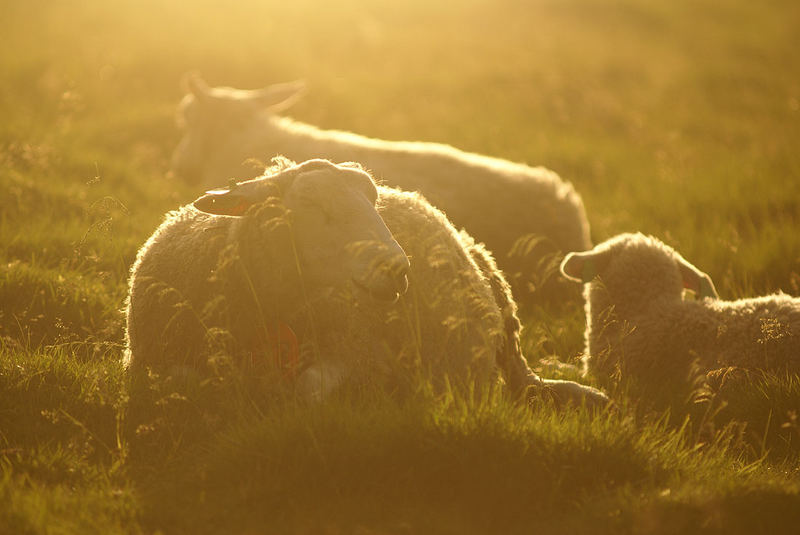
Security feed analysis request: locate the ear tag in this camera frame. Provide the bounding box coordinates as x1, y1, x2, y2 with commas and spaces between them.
699, 278, 718, 300
228, 199, 251, 216
581, 258, 599, 283
681, 269, 719, 300
249, 322, 300, 380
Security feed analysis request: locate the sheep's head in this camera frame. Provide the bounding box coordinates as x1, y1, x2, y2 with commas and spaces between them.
560, 233, 718, 309
194, 159, 410, 304
171, 74, 305, 186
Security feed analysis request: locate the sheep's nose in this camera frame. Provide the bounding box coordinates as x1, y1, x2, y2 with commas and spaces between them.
356, 252, 410, 303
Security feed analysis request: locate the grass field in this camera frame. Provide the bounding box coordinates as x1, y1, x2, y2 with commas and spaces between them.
2, 0, 800, 532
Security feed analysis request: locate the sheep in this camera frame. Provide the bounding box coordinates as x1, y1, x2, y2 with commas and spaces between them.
560, 232, 800, 391
127, 157, 606, 405
125, 158, 411, 375
169, 76, 592, 304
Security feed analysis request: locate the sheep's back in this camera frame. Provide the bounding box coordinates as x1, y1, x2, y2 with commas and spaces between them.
125, 207, 230, 370
588, 294, 800, 387
376, 187, 503, 383
704, 295, 800, 372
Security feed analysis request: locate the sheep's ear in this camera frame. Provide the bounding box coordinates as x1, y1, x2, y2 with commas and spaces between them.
560, 250, 607, 283
193, 188, 254, 217
254, 80, 306, 112
678, 258, 719, 299
337, 161, 364, 170
182, 72, 211, 99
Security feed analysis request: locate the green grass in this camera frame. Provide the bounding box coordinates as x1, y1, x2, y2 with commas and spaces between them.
2, 0, 800, 532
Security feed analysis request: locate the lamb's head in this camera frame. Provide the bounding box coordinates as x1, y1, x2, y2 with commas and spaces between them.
194, 159, 410, 303
171, 74, 305, 186
560, 233, 718, 311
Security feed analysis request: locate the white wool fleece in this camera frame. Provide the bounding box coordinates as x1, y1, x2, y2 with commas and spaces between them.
561, 232, 800, 386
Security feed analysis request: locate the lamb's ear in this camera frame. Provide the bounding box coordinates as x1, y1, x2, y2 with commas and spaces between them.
193, 188, 254, 217
183, 72, 211, 99
678, 258, 719, 299
254, 80, 306, 112
560, 250, 609, 283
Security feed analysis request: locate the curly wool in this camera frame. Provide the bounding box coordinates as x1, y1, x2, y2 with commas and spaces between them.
562, 233, 800, 386
124, 159, 408, 373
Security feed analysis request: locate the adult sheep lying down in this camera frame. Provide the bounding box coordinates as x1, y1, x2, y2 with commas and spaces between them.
169, 76, 592, 304
125, 159, 409, 377
560, 232, 800, 391
125, 158, 606, 406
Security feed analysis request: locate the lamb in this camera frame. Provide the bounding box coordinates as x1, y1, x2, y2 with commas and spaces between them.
560, 232, 800, 390
126, 157, 606, 405
169, 76, 592, 303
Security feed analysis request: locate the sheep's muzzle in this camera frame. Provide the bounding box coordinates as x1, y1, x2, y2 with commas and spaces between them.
354, 254, 411, 304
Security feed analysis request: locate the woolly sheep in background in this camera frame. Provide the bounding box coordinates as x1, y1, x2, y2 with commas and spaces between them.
169, 76, 592, 304
126, 158, 605, 406
560, 232, 800, 390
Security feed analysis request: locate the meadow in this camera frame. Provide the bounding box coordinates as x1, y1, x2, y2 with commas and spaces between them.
2, 0, 800, 532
